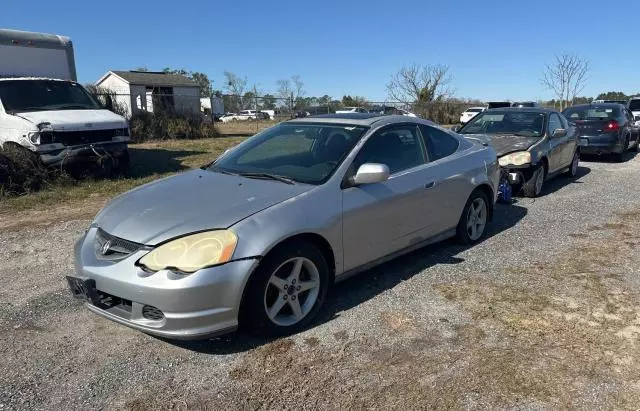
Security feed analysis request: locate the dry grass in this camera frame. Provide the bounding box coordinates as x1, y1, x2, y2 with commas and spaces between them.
0, 137, 246, 225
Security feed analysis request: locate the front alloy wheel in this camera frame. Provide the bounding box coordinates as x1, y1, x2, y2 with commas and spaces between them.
264, 257, 321, 327
456, 190, 489, 245
241, 241, 329, 336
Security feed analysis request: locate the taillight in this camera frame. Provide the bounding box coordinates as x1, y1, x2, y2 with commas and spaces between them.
606, 120, 620, 132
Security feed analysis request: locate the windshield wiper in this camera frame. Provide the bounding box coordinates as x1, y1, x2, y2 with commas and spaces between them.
238, 172, 296, 185
204, 166, 237, 176
12, 107, 48, 113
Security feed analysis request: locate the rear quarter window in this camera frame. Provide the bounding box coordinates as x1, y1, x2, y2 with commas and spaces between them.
419, 125, 460, 161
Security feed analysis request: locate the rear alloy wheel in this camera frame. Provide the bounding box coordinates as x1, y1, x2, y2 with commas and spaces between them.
523, 165, 545, 198
242, 242, 329, 336
565, 151, 579, 177
456, 191, 489, 245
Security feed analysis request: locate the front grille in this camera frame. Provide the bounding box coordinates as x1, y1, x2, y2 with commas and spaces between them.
142, 305, 164, 320
95, 227, 144, 261
40, 128, 128, 145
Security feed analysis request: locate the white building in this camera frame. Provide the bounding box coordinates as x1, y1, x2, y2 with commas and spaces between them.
95, 70, 201, 118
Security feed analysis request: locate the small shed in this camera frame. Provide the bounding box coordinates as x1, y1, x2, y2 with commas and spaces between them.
95, 70, 201, 117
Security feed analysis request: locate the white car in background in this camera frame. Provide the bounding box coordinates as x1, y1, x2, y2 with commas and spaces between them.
335, 107, 369, 114
460, 107, 486, 124
628, 97, 640, 125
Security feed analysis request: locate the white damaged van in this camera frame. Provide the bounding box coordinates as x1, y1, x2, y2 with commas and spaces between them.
0, 29, 130, 168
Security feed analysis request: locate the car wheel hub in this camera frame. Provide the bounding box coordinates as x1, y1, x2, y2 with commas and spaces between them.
466, 198, 487, 241
264, 257, 320, 327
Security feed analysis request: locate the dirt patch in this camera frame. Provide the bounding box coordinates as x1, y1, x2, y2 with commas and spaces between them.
219, 215, 640, 409
0, 198, 104, 231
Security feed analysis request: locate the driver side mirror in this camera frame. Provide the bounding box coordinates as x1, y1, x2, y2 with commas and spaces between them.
451, 125, 462, 132
103, 95, 115, 112
552, 128, 567, 138
352, 163, 390, 185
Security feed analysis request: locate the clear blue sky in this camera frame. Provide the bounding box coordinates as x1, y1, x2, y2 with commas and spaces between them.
2, 0, 639, 101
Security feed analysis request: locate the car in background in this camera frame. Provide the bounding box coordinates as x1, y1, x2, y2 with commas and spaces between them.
512, 101, 540, 108
487, 101, 512, 109
454, 108, 579, 197
68, 113, 500, 339
335, 107, 369, 114
562, 103, 639, 161
460, 107, 486, 124
628, 97, 640, 123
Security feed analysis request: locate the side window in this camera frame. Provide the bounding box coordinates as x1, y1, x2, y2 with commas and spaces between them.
352, 125, 425, 174
559, 113, 569, 129
547, 114, 563, 135
419, 125, 460, 161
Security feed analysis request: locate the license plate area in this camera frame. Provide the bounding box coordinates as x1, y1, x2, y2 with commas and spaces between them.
66, 276, 99, 304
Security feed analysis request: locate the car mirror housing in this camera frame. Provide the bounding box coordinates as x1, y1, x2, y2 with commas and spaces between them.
552, 128, 567, 138
451, 125, 462, 132
352, 163, 390, 185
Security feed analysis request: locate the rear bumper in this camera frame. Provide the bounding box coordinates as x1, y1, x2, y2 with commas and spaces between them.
578, 134, 623, 155
39, 141, 129, 166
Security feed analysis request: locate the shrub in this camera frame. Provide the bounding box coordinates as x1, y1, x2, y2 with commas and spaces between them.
129, 111, 218, 142
0, 144, 54, 196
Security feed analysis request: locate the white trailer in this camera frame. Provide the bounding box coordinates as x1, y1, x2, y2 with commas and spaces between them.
0, 28, 77, 81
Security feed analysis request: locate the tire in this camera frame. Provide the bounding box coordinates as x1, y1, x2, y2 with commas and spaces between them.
240, 241, 329, 337
456, 190, 490, 245
522, 165, 545, 198
633, 136, 640, 152
564, 150, 579, 177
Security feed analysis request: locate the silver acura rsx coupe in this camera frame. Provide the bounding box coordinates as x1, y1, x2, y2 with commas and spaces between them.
68, 113, 500, 339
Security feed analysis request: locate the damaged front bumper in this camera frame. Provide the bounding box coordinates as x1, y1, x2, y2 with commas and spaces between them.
37, 141, 129, 167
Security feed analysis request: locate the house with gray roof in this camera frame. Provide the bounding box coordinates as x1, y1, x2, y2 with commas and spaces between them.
95, 70, 201, 118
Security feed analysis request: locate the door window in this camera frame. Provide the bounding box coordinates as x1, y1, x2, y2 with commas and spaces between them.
547, 113, 563, 136
352, 125, 426, 174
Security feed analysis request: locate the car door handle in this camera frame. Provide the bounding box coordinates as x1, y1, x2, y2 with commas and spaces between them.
424, 182, 435, 189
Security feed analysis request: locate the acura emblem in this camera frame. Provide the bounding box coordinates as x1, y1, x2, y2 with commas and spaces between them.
101, 240, 112, 255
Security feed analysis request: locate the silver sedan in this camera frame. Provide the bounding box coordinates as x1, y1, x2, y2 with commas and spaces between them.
67, 114, 500, 339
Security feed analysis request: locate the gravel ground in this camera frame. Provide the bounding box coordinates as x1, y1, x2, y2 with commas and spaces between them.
2, 152, 640, 409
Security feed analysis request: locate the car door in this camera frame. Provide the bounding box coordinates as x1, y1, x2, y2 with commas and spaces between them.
341, 123, 432, 272
417, 124, 469, 235
546, 113, 568, 172
559, 113, 578, 163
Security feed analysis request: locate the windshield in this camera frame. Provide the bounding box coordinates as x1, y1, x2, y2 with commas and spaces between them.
0, 80, 100, 112
629, 100, 640, 111
208, 123, 367, 184
563, 106, 620, 120
459, 110, 545, 137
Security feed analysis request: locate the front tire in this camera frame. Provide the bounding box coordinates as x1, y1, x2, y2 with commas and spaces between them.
565, 150, 579, 177
456, 190, 489, 245
523, 165, 545, 198
241, 241, 329, 337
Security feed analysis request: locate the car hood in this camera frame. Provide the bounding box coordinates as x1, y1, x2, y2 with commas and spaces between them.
94, 169, 313, 245
469, 133, 541, 157
14, 109, 127, 131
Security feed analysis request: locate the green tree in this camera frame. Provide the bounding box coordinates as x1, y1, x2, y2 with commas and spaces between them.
261, 94, 277, 110
595, 91, 629, 101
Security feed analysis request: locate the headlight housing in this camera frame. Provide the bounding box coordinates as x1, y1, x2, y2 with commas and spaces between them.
498, 151, 532, 166
138, 230, 238, 273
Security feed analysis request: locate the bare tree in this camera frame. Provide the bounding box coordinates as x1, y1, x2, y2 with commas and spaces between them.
542, 53, 589, 110
277, 75, 305, 109
223, 71, 247, 111
386, 64, 453, 104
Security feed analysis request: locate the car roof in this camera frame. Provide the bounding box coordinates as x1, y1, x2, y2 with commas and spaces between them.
485, 107, 556, 113
286, 113, 430, 126
566, 103, 624, 109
